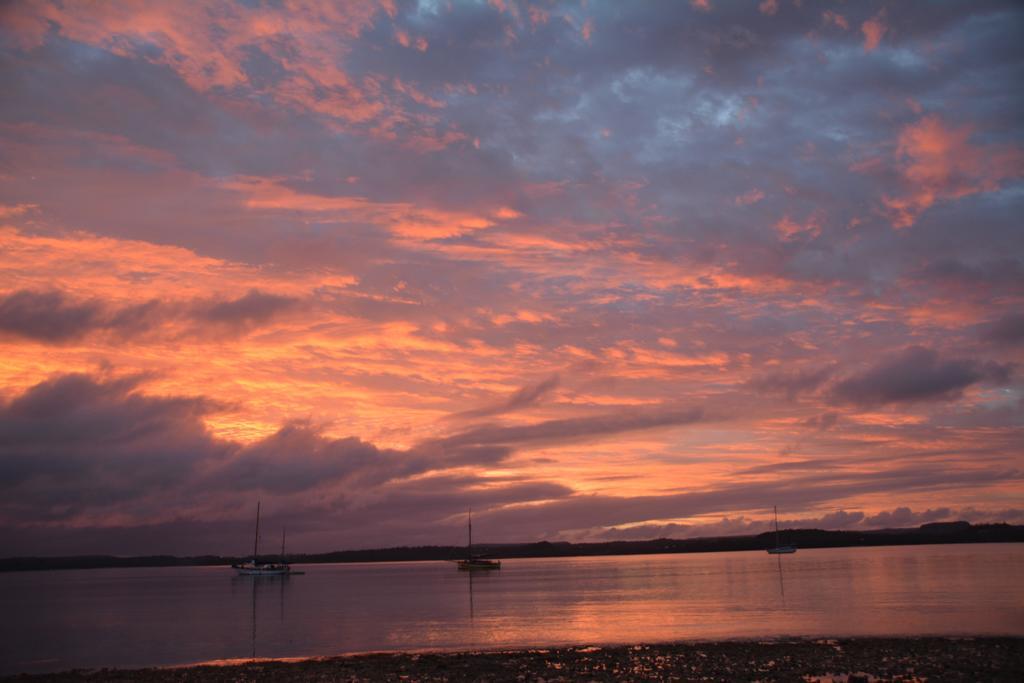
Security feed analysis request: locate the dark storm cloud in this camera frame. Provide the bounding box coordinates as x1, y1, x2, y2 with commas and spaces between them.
829, 346, 1013, 406
211, 426, 392, 494
917, 258, 1024, 290
194, 288, 299, 331
218, 402, 705, 501
0, 371, 693, 535
0, 288, 299, 343
0, 373, 224, 518
0, 372, 517, 522
0, 372, 1019, 555
436, 405, 704, 449
748, 365, 834, 400
0, 290, 103, 342
210, 423, 512, 495
982, 313, 1024, 346
447, 374, 560, 421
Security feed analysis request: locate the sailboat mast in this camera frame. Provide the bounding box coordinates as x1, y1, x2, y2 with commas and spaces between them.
280, 527, 286, 563
253, 500, 261, 561
773, 505, 780, 548
467, 509, 473, 558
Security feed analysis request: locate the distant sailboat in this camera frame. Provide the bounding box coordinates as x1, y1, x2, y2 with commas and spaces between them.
767, 505, 797, 554
456, 510, 501, 571
232, 501, 296, 575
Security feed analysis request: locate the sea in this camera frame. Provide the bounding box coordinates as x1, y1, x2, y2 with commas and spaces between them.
2, 543, 1022, 675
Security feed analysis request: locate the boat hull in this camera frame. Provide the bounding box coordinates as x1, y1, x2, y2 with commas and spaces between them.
767, 546, 797, 554
457, 559, 501, 570
232, 563, 293, 575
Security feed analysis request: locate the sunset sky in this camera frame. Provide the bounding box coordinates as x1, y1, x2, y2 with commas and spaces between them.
1, 0, 1022, 556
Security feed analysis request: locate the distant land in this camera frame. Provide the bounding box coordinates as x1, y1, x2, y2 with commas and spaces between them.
2, 521, 1021, 572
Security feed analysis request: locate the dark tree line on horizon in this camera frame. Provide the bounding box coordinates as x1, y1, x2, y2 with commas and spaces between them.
2, 521, 1021, 572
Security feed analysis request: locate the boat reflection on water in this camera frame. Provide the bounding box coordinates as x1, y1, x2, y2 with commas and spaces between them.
233, 573, 292, 661
463, 560, 504, 623
776, 554, 786, 602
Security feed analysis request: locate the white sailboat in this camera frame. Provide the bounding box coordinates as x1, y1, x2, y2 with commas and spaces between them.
232, 501, 295, 575
456, 510, 501, 571
766, 505, 797, 554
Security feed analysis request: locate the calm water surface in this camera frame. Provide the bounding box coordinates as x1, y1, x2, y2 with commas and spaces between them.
2, 543, 1022, 674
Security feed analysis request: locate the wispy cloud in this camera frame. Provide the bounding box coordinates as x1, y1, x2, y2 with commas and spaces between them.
829, 346, 1012, 407
447, 374, 560, 421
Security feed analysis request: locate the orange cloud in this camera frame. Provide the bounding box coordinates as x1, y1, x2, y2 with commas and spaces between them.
0, 226, 315, 301
774, 213, 822, 240
491, 309, 556, 326
881, 116, 1024, 228
223, 176, 511, 239
0, 226, 366, 441
394, 29, 428, 52
759, 0, 778, 17
0, 203, 38, 219
6, 1, 457, 149
392, 78, 444, 108
493, 206, 523, 220
822, 10, 848, 31
862, 10, 887, 52
734, 188, 766, 206
690, 0, 711, 12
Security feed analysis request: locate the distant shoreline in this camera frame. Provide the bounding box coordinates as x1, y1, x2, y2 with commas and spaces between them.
2, 520, 1021, 572
6, 637, 1022, 681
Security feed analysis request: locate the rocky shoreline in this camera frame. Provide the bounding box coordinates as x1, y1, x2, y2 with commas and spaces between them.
7, 637, 1023, 682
